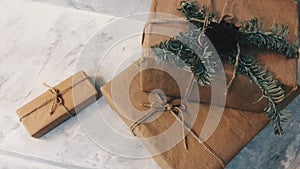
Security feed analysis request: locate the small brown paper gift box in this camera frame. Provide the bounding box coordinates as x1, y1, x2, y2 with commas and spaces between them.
101, 62, 300, 169
140, 0, 299, 112
16, 71, 99, 138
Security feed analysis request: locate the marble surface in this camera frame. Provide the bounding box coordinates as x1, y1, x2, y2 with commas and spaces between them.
0, 0, 299, 169
30, 0, 152, 17
0, 152, 64, 169
0, 0, 156, 169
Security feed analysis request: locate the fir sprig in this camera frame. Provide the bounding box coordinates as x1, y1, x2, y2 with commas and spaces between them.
239, 18, 299, 58
150, 0, 297, 135
151, 29, 218, 86
177, 2, 299, 59
237, 56, 287, 135
177, 1, 216, 29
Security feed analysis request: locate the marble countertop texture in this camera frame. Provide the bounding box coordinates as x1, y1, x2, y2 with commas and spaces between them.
0, 0, 299, 169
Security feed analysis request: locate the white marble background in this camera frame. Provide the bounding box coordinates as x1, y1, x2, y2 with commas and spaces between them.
0, 0, 299, 168
31, 0, 151, 17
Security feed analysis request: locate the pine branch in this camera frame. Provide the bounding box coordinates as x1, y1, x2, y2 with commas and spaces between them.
151, 30, 218, 86
150, 0, 295, 135
178, 2, 299, 59
177, 1, 216, 29
237, 56, 287, 135
178, 1, 240, 57
239, 18, 299, 58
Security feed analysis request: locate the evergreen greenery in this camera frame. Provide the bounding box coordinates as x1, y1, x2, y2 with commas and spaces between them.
239, 18, 298, 58
151, 0, 299, 135
152, 29, 219, 86
237, 56, 287, 135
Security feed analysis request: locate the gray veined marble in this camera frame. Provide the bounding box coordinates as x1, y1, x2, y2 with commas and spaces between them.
0, 0, 299, 169
0, 0, 157, 168
30, 0, 152, 17
227, 97, 300, 169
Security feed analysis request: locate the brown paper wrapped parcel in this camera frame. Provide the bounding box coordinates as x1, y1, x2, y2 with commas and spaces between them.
101, 62, 300, 169
140, 0, 299, 112
16, 71, 99, 138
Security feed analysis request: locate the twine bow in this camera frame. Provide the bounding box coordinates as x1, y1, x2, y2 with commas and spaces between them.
131, 97, 189, 149
42, 83, 73, 117
130, 94, 226, 168
19, 77, 88, 121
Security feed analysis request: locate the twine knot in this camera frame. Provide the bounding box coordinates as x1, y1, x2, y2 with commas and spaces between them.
18, 76, 88, 122
131, 97, 189, 151
42, 83, 71, 116
130, 94, 226, 168
43, 83, 64, 115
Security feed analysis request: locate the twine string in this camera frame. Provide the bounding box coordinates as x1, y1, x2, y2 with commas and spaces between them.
136, 4, 237, 166
219, 1, 230, 23
226, 43, 241, 94
130, 94, 226, 168
42, 83, 73, 117
19, 77, 88, 121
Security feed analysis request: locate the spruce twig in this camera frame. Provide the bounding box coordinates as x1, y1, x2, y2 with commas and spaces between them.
237, 56, 287, 135
151, 29, 218, 86
177, 1, 216, 29
239, 18, 299, 58
150, 0, 297, 135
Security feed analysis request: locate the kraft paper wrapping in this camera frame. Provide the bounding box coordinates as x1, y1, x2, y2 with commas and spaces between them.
101, 63, 300, 169
16, 71, 99, 138
140, 0, 299, 112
